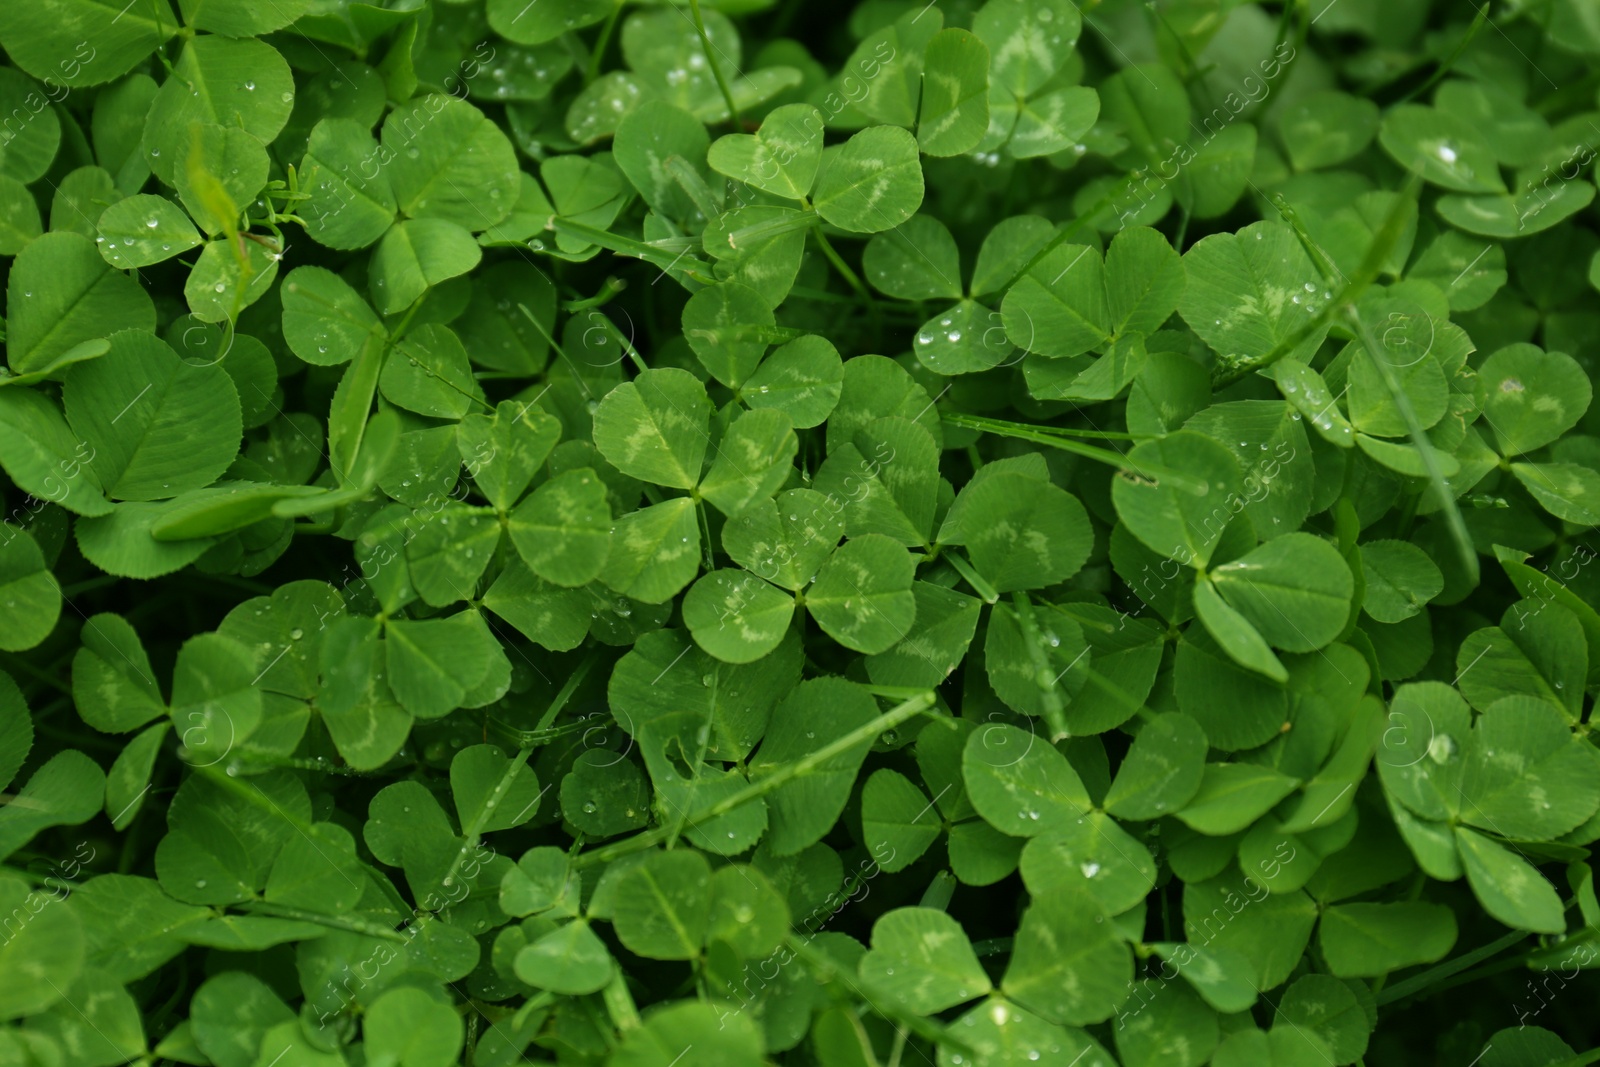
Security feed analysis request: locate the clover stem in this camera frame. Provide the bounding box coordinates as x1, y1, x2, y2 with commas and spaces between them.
585, 2, 624, 85
602, 969, 642, 1031
562, 276, 627, 314
1345, 306, 1478, 586
1009, 590, 1071, 742
434, 744, 536, 896
547, 218, 715, 281
784, 933, 970, 1054
243, 901, 409, 942
593, 309, 650, 374
0, 652, 70, 696
1374, 923, 1543, 1007
886, 1026, 908, 1067
1215, 172, 1419, 389
1397, 3, 1490, 106
571, 691, 937, 870
971, 936, 1013, 958
387, 294, 427, 347
533, 650, 599, 734
942, 412, 1207, 494
687, 0, 742, 129
809, 226, 882, 340
696, 498, 716, 572
918, 870, 956, 911
945, 552, 998, 605
516, 301, 595, 399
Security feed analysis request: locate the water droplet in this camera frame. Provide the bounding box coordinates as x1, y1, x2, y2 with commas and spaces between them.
195, 879, 207, 889
243, 80, 255, 90
290, 627, 304, 640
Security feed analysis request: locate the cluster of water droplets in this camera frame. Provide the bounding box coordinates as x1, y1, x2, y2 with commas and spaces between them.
916, 313, 965, 348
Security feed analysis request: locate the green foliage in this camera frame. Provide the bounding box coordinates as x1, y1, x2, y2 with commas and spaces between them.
0, 2, 1596, 1065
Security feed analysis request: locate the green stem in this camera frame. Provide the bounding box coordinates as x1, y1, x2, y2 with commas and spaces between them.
784, 934, 967, 1052
573, 692, 936, 869
0, 652, 70, 696
971, 936, 1014, 957
242, 901, 409, 943
547, 218, 715, 280
886, 1027, 908, 1067
1398, 3, 1490, 105
585, 2, 624, 85
945, 552, 999, 604
918, 871, 957, 911
993, 177, 1128, 294
435, 745, 536, 897
602, 969, 642, 1031
386, 295, 427, 348
193, 763, 317, 834
688, 0, 741, 128
518, 302, 600, 399
532, 651, 600, 734
510, 991, 558, 1029
943, 412, 1208, 494
592, 311, 649, 374
1375, 926, 1532, 1007
1010, 591, 1071, 742
1345, 305, 1478, 586
57, 575, 124, 598
562, 276, 628, 314
858, 684, 937, 701
696, 497, 716, 572
665, 156, 724, 221
1216, 174, 1420, 388
947, 415, 1142, 442
486, 716, 601, 750
810, 226, 882, 337
728, 207, 819, 249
